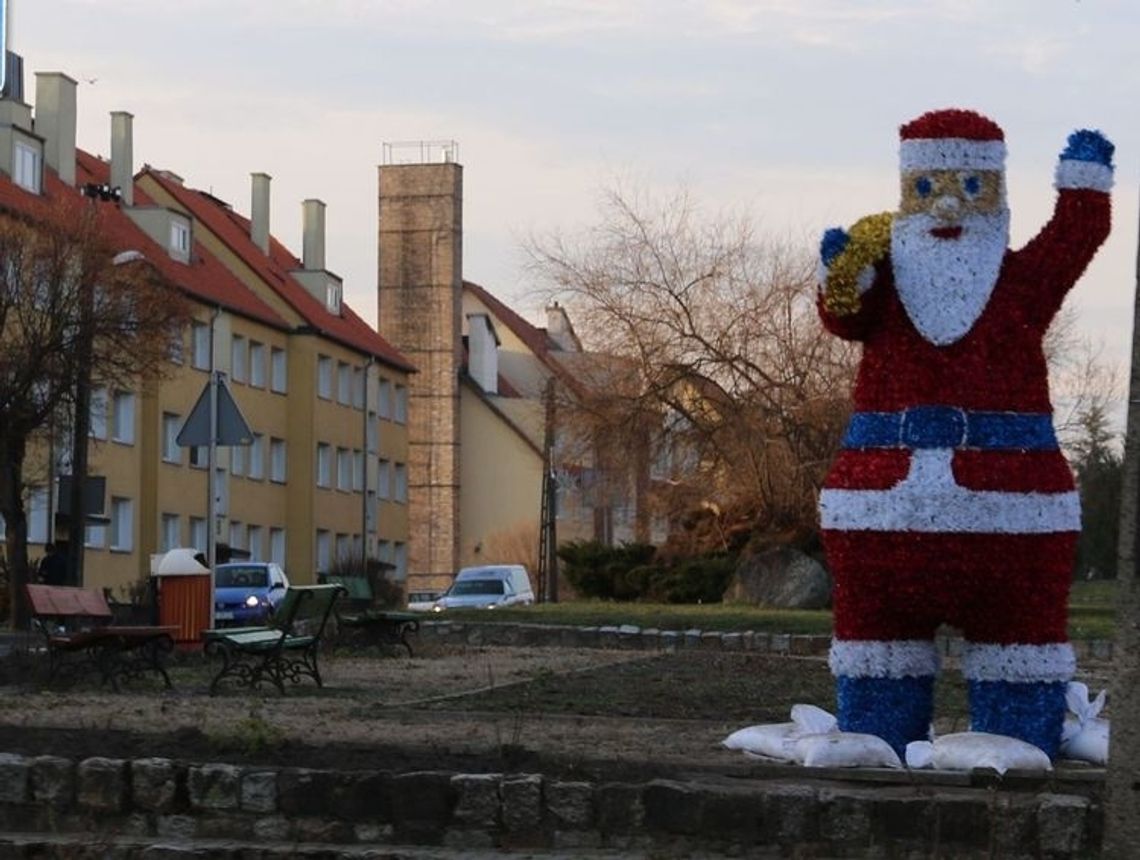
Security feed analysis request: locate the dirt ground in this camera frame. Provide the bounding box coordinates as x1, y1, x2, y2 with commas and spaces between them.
0, 639, 1115, 782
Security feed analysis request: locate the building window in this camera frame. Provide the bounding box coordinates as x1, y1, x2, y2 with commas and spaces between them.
366, 415, 378, 454
230, 445, 245, 477
335, 533, 351, 564
110, 497, 133, 552
353, 368, 365, 409
231, 335, 247, 383
13, 141, 41, 193
89, 388, 108, 440
269, 527, 286, 564
316, 443, 331, 487
248, 434, 264, 480
378, 540, 392, 564
316, 529, 331, 573
249, 342, 265, 388
169, 331, 184, 365
394, 463, 408, 503
169, 218, 191, 258
394, 542, 408, 579
378, 459, 390, 500
378, 379, 392, 419
337, 362, 352, 405
270, 347, 287, 393
162, 413, 181, 463
326, 282, 341, 314
161, 513, 180, 552
317, 356, 333, 399
336, 447, 352, 491
27, 486, 48, 543
85, 520, 106, 549
270, 438, 286, 483
247, 525, 263, 561
394, 385, 408, 424
190, 517, 207, 552
192, 322, 210, 370
112, 391, 135, 444
229, 521, 245, 551
353, 450, 364, 492
189, 445, 208, 469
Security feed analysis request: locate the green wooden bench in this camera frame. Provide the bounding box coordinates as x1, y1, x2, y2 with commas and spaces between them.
322, 573, 421, 657
202, 584, 344, 695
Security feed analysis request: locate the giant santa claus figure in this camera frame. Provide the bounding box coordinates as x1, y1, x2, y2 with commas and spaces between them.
817, 109, 1113, 758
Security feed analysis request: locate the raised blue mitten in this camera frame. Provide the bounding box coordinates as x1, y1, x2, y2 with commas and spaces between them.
1060, 129, 1114, 167
1056, 129, 1114, 192
820, 227, 849, 267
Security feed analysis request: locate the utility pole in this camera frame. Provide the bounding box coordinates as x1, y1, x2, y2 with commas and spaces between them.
1105, 186, 1140, 856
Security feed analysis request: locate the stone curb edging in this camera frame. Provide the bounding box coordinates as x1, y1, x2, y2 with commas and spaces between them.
417, 620, 1116, 662
0, 752, 1101, 858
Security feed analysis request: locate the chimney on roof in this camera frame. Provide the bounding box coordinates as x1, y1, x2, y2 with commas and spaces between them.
110, 111, 134, 206
302, 199, 326, 270
546, 301, 581, 352
251, 172, 271, 254
33, 73, 77, 186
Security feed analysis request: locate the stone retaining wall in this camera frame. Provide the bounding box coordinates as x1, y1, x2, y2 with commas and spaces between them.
0, 752, 1102, 857
418, 620, 1116, 662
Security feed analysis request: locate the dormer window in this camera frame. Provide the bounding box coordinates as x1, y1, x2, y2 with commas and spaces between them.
326, 281, 341, 314
169, 217, 191, 262
13, 140, 41, 193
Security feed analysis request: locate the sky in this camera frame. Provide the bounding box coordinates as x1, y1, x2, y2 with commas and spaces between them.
12, 1, 1140, 368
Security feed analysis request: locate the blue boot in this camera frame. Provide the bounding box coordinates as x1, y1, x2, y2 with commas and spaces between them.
968, 680, 1066, 758
836, 675, 934, 758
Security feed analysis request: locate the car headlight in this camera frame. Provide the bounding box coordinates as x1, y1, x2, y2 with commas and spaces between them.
244, 595, 263, 608
432, 604, 444, 612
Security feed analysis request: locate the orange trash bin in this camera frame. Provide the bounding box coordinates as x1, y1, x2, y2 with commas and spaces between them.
152, 548, 213, 648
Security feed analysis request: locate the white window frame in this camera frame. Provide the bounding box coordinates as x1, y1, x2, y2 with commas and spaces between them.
394, 463, 408, 503
28, 486, 49, 543
336, 447, 352, 491
337, 362, 352, 405
231, 335, 247, 384
378, 459, 391, 500
394, 385, 408, 424
192, 322, 210, 370
248, 434, 265, 480
269, 527, 286, 565
270, 347, 287, 393
90, 388, 109, 440
161, 513, 180, 552
229, 521, 245, 551
230, 444, 245, 477
162, 412, 181, 463
353, 368, 365, 409
170, 218, 191, 258
270, 438, 287, 483
378, 379, 392, 419
352, 450, 364, 492
249, 342, 266, 388
190, 516, 207, 552
112, 391, 135, 444
247, 525, 264, 561
13, 140, 41, 193
317, 356, 333, 399
110, 497, 134, 552
316, 529, 331, 573
316, 443, 331, 488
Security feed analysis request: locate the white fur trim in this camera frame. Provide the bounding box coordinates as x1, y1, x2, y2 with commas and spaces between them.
900, 138, 1006, 172
819, 449, 1080, 534
1055, 159, 1113, 193
961, 642, 1075, 683
829, 640, 940, 679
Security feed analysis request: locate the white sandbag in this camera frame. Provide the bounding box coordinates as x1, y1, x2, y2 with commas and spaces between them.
1060, 682, 1109, 765
790, 703, 838, 734
722, 722, 800, 762
795, 732, 902, 769
905, 732, 1051, 775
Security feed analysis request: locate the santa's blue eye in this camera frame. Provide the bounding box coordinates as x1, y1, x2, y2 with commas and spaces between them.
914, 176, 933, 197
961, 175, 981, 197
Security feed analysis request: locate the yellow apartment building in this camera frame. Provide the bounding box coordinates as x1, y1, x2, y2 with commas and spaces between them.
0, 67, 413, 598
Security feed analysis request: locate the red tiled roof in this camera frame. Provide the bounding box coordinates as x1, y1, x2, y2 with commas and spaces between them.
0, 151, 289, 330
143, 168, 414, 372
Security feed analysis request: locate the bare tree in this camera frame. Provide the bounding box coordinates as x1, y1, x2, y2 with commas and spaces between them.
526, 183, 857, 550
0, 199, 190, 626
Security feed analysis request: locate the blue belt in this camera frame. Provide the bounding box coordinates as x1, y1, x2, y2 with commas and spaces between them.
842, 407, 1058, 451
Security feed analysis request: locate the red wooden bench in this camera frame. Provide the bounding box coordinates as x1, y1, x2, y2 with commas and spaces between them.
26, 584, 178, 691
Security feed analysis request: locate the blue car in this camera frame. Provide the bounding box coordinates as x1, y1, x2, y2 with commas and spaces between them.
213, 562, 290, 626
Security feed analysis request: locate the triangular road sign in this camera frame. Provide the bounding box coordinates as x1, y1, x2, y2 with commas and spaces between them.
176, 376, 255, 447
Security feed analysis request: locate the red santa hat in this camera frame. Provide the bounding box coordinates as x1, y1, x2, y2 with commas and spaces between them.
899, 109, 1006, 173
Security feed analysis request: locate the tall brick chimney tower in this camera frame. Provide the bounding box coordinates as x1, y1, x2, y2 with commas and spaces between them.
377, 142, 462, 593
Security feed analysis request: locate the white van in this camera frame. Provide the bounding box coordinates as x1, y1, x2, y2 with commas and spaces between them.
433, 564, 535, 611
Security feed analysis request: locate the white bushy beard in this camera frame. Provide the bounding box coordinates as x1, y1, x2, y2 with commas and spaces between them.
890, 209, 1010, 346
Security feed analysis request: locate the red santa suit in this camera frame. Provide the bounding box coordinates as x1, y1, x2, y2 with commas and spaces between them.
816, 110, 1113, 757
